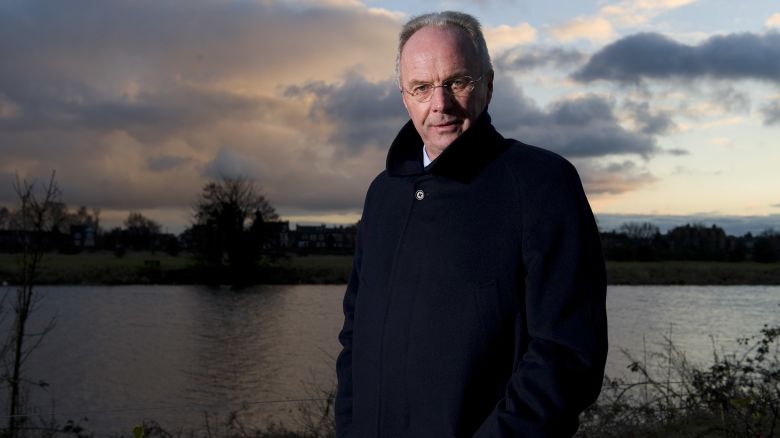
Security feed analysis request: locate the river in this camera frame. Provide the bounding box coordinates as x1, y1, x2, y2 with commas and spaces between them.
1, 284, 779, 435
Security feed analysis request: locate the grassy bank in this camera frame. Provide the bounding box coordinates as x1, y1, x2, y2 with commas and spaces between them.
0, 252, 355, 285
606, 260, 780, 285
0, 253, 779, 285
15, 321, 780, 437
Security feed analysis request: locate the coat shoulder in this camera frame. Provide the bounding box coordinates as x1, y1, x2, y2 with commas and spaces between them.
500, 139, 580, 180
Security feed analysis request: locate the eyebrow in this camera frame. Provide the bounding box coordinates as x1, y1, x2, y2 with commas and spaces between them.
405, 73, 470, 86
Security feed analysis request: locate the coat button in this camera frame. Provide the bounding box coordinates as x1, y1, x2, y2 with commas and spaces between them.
415, 189, 425, 200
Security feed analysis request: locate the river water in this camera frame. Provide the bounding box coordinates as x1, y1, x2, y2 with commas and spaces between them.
2, 284, 780, 435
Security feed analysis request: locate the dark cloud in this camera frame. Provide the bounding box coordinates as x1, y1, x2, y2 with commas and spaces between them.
574, 31, 780, 84
147, 155, 192, 172
0, 0, 399, 225
761, 101, 780, 125
577, 160, 656, 196
665, 148, 689, 156
713, 86, 751, 113
490, 75, 659, 158
202, 148, 259, 180
293, 72, 661, 161
281, 71, 664, 200
623, 101, 676, 135
286, 72, 408, 153
0, 1, 711, 225
494, 46, 585, 72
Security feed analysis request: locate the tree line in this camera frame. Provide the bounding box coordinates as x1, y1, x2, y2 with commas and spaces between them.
2, 178, 779, 265
601, 222, 780, 263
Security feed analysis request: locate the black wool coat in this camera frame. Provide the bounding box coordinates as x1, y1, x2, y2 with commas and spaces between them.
336, 111, 608, 437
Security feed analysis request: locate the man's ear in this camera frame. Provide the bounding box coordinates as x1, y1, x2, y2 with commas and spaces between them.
485, 70, 494, 105
400, 89, 411, 114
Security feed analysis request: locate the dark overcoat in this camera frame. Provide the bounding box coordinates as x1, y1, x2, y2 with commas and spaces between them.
336, 111, 608, 437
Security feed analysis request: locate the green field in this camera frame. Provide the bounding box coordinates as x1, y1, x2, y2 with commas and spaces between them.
1, 253, 779, 285
606, 260, 780, 285
0, 252, 193, 285
0, 252, 355, 285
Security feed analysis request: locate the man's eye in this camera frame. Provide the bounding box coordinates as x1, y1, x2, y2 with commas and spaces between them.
448, 78, 468, 90
413, 84, 432, 95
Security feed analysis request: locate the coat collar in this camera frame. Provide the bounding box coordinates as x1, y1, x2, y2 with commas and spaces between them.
386, 110, 507, 183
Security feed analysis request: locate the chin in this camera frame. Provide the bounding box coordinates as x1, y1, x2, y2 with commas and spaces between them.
427, 132, 461, 148
427, 138, 456, 151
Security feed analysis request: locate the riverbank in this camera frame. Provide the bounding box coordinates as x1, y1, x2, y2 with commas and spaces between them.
8, 284, 780, 437
1, 252, 779, 285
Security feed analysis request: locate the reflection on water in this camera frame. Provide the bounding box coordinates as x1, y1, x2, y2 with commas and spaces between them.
1, 284, 779, 434
3, 285, 344, 435
606, 285, 780, 378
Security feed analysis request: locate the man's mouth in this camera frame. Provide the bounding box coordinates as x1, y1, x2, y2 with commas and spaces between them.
431, 119, 460, 128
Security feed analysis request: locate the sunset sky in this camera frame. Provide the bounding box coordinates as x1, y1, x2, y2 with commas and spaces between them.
1, 0, 779, 234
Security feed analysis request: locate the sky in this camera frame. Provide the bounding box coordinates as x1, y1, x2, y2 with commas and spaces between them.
1, 0, 779, 235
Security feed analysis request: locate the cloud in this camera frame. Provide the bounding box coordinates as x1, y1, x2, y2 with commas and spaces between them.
484, 22, 537, 52
548, 0, 697, 43
285, 72, 407, 153
147, 155, 193, 172
600, 0, 697, 27
550, 16, 615, 43
622, 101, 677, 135
490, 75, 659, 159
767, 13, 780, 29
284, 72, 664, 199
494, 46, 585, 72
712, 86, 751, 113
761, 100, 780, 125
0, 0, 402, 224
0, 94, 21, 119
576, 160, 656, 195
0, 0, 702, 226
665, 148, 689, 156
203, 148, 261, 180
573, 31, 780, 84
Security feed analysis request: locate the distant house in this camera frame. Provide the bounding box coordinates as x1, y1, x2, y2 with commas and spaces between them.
265, 221, 291, 250
70, 224, 96, 249
293, 224, 357, 253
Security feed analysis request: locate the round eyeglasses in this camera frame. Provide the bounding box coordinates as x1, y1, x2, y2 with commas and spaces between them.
401, 75, 483, 103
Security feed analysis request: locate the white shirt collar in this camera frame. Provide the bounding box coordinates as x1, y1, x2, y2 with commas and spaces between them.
422, 145, 432, 167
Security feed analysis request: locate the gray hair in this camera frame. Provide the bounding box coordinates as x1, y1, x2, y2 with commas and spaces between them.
395, 11, 493, 86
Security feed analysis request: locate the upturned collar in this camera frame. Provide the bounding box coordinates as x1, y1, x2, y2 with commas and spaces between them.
386, 110, 507, 183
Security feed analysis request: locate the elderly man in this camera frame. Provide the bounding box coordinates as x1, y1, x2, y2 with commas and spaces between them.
336, 11, 607, 437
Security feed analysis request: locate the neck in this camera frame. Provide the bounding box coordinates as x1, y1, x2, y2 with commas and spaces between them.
424, 144, 444, 161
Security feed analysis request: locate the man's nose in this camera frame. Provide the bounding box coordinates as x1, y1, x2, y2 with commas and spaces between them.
430, 85, 453, 112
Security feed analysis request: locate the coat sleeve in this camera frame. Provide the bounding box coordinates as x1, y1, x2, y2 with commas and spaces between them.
335, 225, 362, 437
474, 157, 608, 437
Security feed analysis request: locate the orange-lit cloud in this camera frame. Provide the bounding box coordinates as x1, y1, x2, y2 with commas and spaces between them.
550, 0, 698, 43
550, 16, 615, 43
2, 0, 774, 230
767, 13, 780, 29
485, 22, 537, 52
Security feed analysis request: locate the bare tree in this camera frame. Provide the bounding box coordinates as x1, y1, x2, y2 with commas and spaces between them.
190, 176, 278, 285
618, 222, 660, 241
2, 172, 60, 436
124, 211, 161, 235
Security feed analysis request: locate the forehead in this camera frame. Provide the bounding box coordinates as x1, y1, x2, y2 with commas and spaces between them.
399, 26, 478, 83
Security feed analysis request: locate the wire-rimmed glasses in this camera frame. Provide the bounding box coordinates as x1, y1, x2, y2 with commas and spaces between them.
401, 75, 483, 103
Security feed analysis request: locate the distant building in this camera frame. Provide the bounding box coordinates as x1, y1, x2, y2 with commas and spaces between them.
265, 221, 291, 250
293, 224, 357, 253
70, 224, 96, 249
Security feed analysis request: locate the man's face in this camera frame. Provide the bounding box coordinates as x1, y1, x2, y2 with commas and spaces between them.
399, 25, 493, 157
